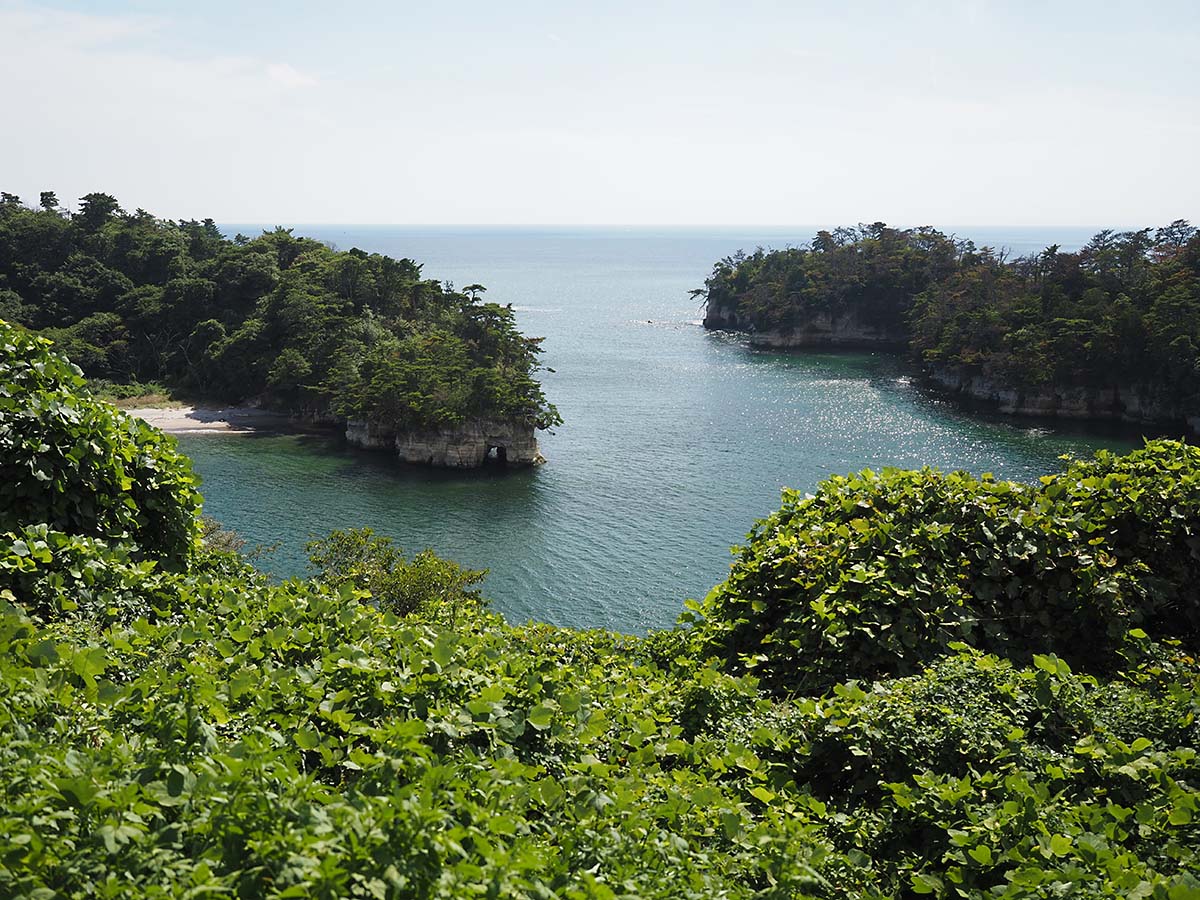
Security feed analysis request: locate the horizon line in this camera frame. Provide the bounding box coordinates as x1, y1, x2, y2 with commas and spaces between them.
215, 221, 1138, 230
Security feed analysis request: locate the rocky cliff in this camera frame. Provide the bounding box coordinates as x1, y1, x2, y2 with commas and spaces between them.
704, 303, 906, 350
344, 419, 396, 450
346, 418, 544, 468
702, 300, 746, 331
705, 305, 1200, 433
926, 365, 1200, 434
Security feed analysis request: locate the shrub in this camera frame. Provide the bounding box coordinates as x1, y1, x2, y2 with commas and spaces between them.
758, 649, 1199, 801
0, 319, 201, 564
1050, 442, 1200, 643
693, 442, 1200, 694
306, 526, 487, 620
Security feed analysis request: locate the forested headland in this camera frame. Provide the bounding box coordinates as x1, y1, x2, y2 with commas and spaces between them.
699, 221, 1200, 429
2, 317, 1198, 897
0, 191, 559, 465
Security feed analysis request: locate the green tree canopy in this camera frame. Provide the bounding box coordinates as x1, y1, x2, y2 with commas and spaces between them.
700, 222, 1200, 418
0, 192, 560, 432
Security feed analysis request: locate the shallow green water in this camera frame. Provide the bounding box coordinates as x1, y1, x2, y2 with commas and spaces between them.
183, 226, 1140, 633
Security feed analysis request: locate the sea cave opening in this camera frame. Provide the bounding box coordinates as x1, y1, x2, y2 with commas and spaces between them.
484, 444, 508, 465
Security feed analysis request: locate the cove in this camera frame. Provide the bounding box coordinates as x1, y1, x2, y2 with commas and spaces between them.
184, 226, 1139, 633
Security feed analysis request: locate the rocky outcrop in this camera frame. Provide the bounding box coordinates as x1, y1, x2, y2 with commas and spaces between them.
346, 417, 544, 468
746, 312, 906, 350
927, 364, 1198, 433
396, 418, 544, 468
345, 419, 396, 451
702, 300, 745, 331
707, 305, 1198, 433
704, 304, 906, 350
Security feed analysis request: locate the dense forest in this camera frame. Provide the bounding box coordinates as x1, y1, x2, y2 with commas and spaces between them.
3, 320, 1198, 897
0, 191, 560, 432
700, 221, 1200, 421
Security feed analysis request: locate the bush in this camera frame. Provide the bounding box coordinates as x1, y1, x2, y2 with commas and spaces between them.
0, 524, 169, 627
87, 378, 173, 401
0, 320, 201, 564
693, 442, 1200, 694
306, 526, 487, 620
756, 649, 1198, 800
1049, 442, 1200, 643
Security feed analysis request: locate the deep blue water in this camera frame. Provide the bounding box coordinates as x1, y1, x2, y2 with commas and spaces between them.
182, 226, 1136, 633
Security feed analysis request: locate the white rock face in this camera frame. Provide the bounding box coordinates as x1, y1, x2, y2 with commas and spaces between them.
392, 418, 544, 468
347, 417, 543, 468
702, 301, 745, 330
345, 420, 395, 450
703, 303, 905, 349
927, 365, 1197, 431
704, 302, 1200, 432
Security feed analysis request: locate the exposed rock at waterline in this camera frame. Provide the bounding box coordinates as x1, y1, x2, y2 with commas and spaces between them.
701, 300, 747, 331
703, 303, 906, 349
347, 418, 544, 468
926, 364, 1199, 433
345, 419, 396, 451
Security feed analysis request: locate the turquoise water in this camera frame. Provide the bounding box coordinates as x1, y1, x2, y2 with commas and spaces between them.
183, 226, 1138, 633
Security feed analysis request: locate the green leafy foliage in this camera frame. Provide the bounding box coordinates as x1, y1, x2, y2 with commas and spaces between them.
709, 647, 1200, 898
693, 441, 1200, 694
0, 310, 1196, 897
0, 193, 559, 432
307, 526, 487, 620
0, 319, 201, 564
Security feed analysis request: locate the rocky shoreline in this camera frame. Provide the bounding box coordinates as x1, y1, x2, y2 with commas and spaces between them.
703, 303, 906, 351
346, 417, 544, 468
923, 365, 1200, 435
702, 308, 1200, 436
131, 406, 545, 469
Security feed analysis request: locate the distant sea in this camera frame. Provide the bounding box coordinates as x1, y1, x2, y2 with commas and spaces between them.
181, 225, 1136, 633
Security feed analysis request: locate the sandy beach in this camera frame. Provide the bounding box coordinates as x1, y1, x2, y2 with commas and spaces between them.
127, 406, 295, 435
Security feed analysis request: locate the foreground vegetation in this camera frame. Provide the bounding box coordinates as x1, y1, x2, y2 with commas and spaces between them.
2, 319, 1198, 898
700, 221, 1200, 416
0, 191, 560, 432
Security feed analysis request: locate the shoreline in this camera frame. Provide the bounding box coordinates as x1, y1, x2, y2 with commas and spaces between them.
130, 405, 547, 468
704, 323, 1193, 439
126, 405, 298, 435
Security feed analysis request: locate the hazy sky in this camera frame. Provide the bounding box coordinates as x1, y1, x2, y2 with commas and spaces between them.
2, 0, 1197, 225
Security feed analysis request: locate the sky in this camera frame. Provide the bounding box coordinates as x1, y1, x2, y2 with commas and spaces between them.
1, 0, 1197, 225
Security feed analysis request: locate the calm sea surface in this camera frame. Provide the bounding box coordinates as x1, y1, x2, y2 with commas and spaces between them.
183, 226, 1139, 633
